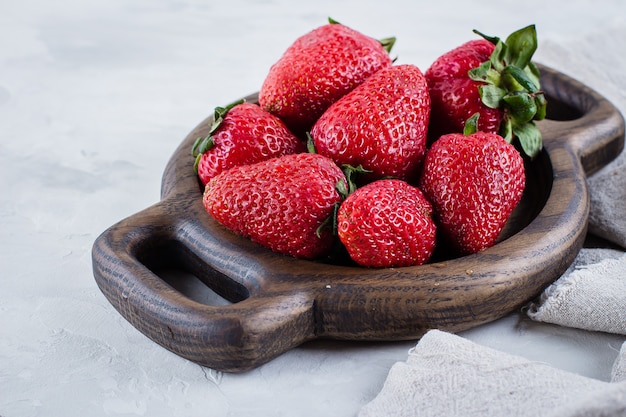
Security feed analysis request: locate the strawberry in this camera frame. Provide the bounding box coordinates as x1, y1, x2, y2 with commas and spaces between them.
310, 64, 430, 182
259, 18, 395, 136
191, 100, 305, 185
202, 152, 347, 260
426, 39, 499, 138
337, 179, 436, 268
418, 119, 525, 255
425, 25, 546, 158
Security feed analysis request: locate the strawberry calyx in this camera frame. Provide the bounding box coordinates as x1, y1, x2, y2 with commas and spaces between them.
315, 163, 371, 239
191, 98, 246, 173
340, 164, 371, 197
379, 36, 396, 55
463, 113, 480, 136
316, 202, 340, 238
468, 25, 546, 158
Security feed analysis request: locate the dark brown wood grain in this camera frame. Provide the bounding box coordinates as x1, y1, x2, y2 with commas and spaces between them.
92, 65, 625, 372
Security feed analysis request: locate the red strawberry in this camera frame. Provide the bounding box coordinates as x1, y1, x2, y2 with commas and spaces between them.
425, 25, 546, 158
202, 153, 347, 260
259, 18, 395, 136
192, 101, 305, 185
310, 64, 430, 182
418, 125, 525, 255
426, 39, 500, 138
337, 179, 436, 268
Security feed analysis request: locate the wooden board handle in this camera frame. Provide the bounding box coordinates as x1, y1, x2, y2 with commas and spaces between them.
92, 199, 318, 372
538, 66, 625, 174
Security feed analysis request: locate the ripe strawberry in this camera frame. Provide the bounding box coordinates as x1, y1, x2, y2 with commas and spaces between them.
310, 64, 430, 182
426, 39, 499, 138
418, 125, 525, 255
337, 179, 437, 268
202, 153, 347, 260
259, 18, 395, 136
425, 25, 546, 158
192, 100, 305, 185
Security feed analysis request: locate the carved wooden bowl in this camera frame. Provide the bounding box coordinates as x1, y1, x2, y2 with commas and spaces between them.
92, 65, 624, 372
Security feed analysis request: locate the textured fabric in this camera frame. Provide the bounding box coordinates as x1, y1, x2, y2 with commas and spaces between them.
613, 343, 626, 383
359, 330, 626, 417
526, 253, 626, 335
588, 158, 626, 248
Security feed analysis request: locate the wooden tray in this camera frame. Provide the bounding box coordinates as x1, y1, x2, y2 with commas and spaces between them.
92, 65, 624, 372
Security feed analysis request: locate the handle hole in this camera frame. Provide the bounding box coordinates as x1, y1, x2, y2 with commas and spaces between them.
157, 268, 234, 306
544, 94, 584, 121
136, 239, 250, 305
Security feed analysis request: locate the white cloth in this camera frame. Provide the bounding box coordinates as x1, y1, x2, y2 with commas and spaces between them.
613, 343, 626, 383
359, 330, 626, 417
526, 251, 626, 335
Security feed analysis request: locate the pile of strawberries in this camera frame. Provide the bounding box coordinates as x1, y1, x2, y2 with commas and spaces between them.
192, 19, 547, 268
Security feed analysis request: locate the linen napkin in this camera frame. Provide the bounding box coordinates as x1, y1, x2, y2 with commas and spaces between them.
613, 343, 626, 383
358, 330, 626, 417
526, 250, 626, 335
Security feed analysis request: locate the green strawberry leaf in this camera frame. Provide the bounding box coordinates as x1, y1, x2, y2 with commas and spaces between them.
474, 25, 538, 74
316, 202, 340, 238
200, 135, 216, 155
534, 93, 548, 121
335, 178, 349, 199
502, 65, 540, 93
468, 61, 501, 86
479, 84, 506, 109
192, 98, 245, 160
489, 41, 508, 72
191, 135, 215, 157
209, 98, 245, 135
306, 132, 317, 153
193, 153, 203, 174
463, 113, 480, 135
504, 92, 537, 124
379, 37, 397, 54
504, 25, 537, 69
192, 135, 215, 173
525, 62, 541, 88
468, 60, 490, 82
341, 164, 372, 195
513, 121, 542, 158
328, 17, 341, 24
191, 136, 204, 156
500, 118, 513, 143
